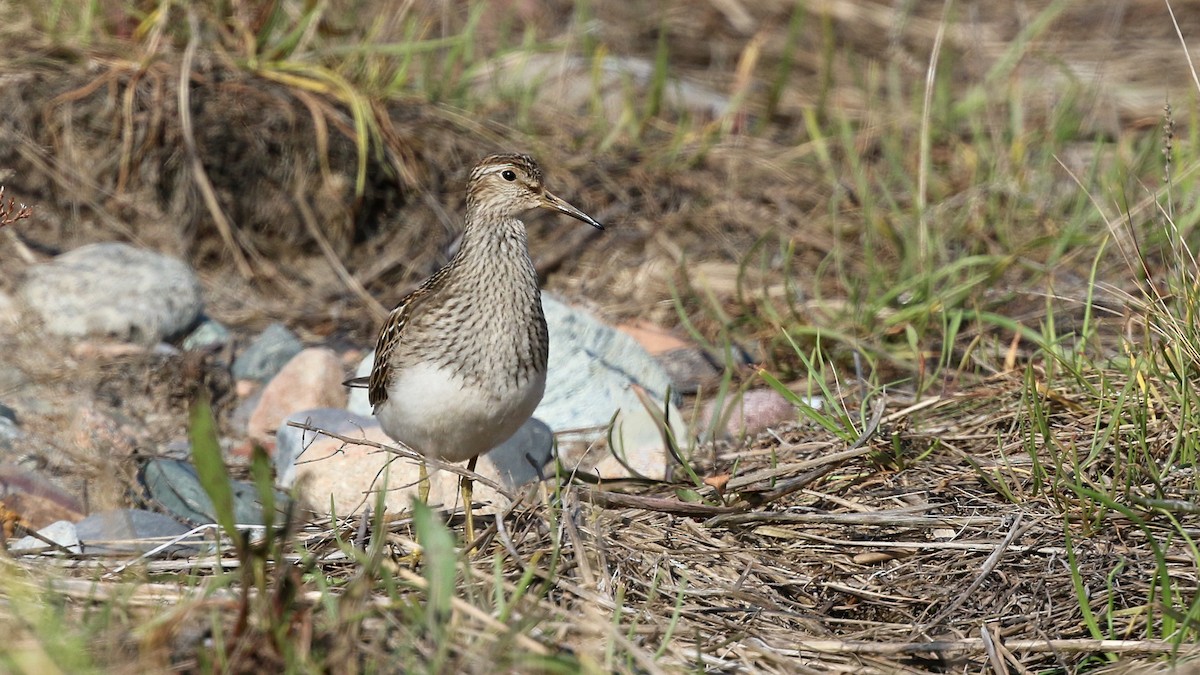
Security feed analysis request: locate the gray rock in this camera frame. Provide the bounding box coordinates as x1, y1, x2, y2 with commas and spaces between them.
0, 416, 23, 458
656, 347, 720, 395
232, 322, 302, 382
141, 458, 287, 526
181, 317, 231, 350
538, 295, 688, 467
228, 387, 263, 438
76, 509, 196, 554
11, 520, 80, 554
19, 242, 203, 342
487, 417, 554, 488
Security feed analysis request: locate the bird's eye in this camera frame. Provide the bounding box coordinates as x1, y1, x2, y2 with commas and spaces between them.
501, 170, 517, 181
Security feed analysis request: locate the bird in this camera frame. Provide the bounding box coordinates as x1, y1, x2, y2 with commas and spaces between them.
345, 153, 603, 547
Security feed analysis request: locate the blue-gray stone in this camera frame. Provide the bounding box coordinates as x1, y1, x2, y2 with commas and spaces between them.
141, 458, 288, 526
0, 411, 25, 455
537, 294, 687, 447
232, 322, 302, 381
18, 242, 204, 342
76, 509, 196, 554
182, 317, 232, 350
487, 417, 554, 488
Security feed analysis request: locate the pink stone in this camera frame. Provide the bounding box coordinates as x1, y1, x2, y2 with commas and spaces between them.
701, 388, 796, 439
616, 321, 691, 355
235, 379, 259, 399
72, 405, 138, 457
287, 423, 523, 517
247, 348, 347, 448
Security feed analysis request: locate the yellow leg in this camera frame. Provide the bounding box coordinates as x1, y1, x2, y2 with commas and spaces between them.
462, 456, 478, 551
418, 460, 430, 504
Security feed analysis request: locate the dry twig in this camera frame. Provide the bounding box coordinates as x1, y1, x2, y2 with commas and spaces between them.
0, 186, 32, 229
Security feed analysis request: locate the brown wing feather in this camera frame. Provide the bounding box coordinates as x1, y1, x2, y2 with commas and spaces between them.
366, 261, 459, 407
367, 290, 417, 407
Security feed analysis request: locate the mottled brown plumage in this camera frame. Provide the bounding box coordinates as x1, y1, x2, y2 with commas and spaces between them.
346, 153, 602, 542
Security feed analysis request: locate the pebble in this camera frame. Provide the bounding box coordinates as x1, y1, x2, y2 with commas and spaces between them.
0, 464, 86, 529
231, 322, 302, 382
655, 347, 721, 395
75, 509, 196, 554
181, 317, 232, 351
247, 348, 348, 446
700, 388, 797, 440
71, 405, 139, 457
141, 458, 285, 526
11, 520, 81, 554
18, 242, 204, 343
275, 409, 553, 516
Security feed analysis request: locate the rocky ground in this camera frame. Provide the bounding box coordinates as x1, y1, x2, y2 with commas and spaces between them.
0, 240, 792, 552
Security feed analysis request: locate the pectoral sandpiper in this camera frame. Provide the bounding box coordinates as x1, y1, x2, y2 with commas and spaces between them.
346, 153, 603, 546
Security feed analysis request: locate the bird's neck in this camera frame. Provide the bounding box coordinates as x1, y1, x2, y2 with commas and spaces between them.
446, 215, 541, 306
440, 215, 549, 377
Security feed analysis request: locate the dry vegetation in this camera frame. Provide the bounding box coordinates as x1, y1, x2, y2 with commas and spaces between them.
1, 0, 1200, 673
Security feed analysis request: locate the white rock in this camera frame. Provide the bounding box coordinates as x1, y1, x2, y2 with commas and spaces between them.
11, 520, 81, 554
539, 295, 688, 480
19, 243, 203, 342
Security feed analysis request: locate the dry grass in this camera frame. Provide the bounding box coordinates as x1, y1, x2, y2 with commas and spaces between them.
4, 373, 1198, 672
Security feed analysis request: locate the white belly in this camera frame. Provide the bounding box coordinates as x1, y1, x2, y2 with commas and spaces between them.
374, 361, 546, 463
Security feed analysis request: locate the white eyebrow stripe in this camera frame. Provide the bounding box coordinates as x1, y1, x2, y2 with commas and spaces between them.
479, 164, 516, 175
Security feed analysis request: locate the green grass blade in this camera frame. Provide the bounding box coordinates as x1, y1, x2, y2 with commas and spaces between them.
189, 393, 239, 546
412, 499, 456, 633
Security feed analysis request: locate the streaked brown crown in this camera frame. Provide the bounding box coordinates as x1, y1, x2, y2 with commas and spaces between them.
466, 154, 547, 217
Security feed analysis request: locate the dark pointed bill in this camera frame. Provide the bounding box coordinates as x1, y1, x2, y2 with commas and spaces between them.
540, 191, 604, 230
